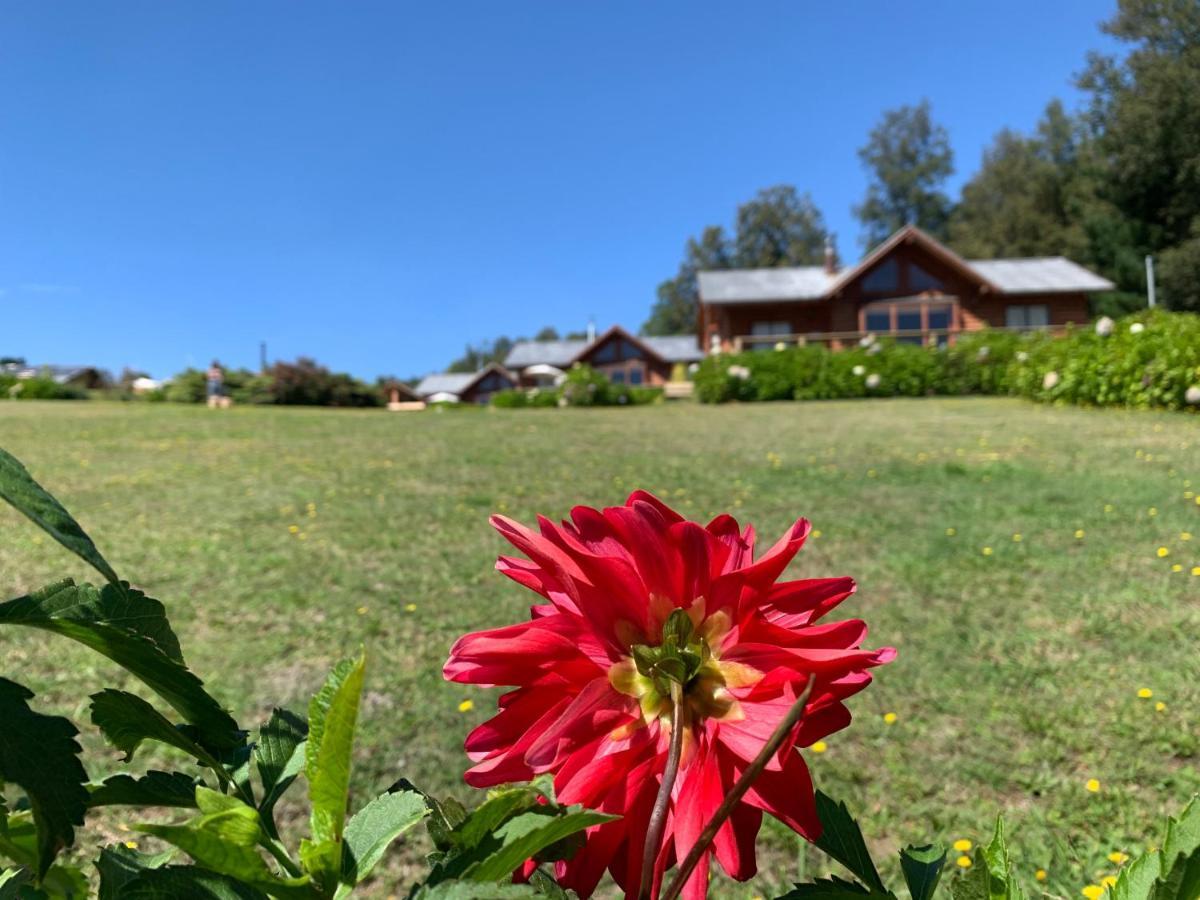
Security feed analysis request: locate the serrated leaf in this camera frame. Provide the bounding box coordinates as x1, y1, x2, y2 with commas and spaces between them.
776, 874, 878, 898
1156, 797, 1200, 900
1111, 850, 1162, 900
341, 788, 428, 884
96, 844, 175, 900
900, 844, 946, 900
0, 679, 89, 880
0, 447, 120, 584
0, 581, 240, 751
525, 867, 572, 898
89, 771, 201, 809
255, 709, 307, 824
813, 792, 888, 895
410, 882, 540, 899
303, 650, 366, 888
452, 785, 544, 851
90, 689, 222, 769
135, 788, 309, 898
443, 808, 613, 883
117, 865, 273, 899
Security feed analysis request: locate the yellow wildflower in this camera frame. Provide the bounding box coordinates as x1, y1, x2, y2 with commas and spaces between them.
981, 547, 994, 556
1107, 851, 1129, 864
1086, 778, 1101, 793
883, 712, 897, 725
1081, 886, 1104, 900
124, 840, 138, 849
356, 606, 368, 615
1035, 869, 1048, 882
1012, 533, 1022, 542
404, 603, 418, 612
288, 524, 299, 534
1193, 567, 1200, 576
1172, 564, 1183, 573
1156, 701, 1167, 712
953, 839, 972, 852
1157, 547, 1170, 558
812, 529, 822, 539
946, 527, 957, 536
1075, 529, 1086, 539
956, 855, 972, 869
457, 699, 474, 713
1101, 876, 1118, 888
1149, 507, 1159, 516
1138, 688, 1153, 699
1182, 532, 1193, 541
811, 740, 828, 754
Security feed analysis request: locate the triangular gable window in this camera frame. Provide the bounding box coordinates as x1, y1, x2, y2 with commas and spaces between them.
861, 257, 899, 292
909, 262, 944, 292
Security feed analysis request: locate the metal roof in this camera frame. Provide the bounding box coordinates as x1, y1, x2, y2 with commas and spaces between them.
640, 335, 704, 362
505, 340, 588, 368
966, 257, 1115, 294
414, 372, 475, 397
697, 267, 836, 303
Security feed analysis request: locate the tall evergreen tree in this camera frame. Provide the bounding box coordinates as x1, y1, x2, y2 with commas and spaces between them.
642, 226, 732, 336
853, 100, 954, 246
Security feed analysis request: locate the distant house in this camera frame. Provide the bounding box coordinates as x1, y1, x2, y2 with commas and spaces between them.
5, 363, 109, 388
414, 363, 516, 404
697, 225, 1115, 352
505, 325, 703, 388
381, 380, 424, 411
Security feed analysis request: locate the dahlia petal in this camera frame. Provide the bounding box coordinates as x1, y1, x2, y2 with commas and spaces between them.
713, 803, 761, 882
738, 746, 821, 839
741, 617, 870, 651
624, 489, 685, 524
705, 514, 754, 576
524, 677, 637, 770
464, 696, 573, 787
444, 619, 599, 686
673, 740, 723, 900
761, 576, 856, 627
722, 641, 894, 676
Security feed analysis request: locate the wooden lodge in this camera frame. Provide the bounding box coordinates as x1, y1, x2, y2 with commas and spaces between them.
504, 325, 702, 388
697, 225, 1115, 352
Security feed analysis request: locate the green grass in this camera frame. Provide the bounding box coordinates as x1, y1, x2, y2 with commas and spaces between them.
1, 398, 1198, 899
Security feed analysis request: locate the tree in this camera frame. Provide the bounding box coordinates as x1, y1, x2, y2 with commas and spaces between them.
949, 101, 1088, 260
643, 186, 829, 336
643, 226, 733, 336
534, 326, 560, 341
854, 100, 954, 246
1077, 0, 1200, 310
734, 186, 828, 268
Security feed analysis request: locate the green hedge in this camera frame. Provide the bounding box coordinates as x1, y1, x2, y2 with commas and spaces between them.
695, 310, 1200, 411
1, 375, 88, 400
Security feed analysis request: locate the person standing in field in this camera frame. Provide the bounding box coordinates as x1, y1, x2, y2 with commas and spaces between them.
206, 360, 225, 408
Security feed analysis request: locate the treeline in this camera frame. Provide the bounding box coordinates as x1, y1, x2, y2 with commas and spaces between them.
446, 325, 589, 373
166, 358, 387, 407
644, 0, 1200, 334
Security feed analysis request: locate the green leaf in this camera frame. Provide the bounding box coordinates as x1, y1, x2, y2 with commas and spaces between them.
89, 689, 226, 775
88, 772, 201, 809
813, 792, 888, 895
1112, 851, 1162, 900
96, 844, 175, 900
341, 788, 428, 884
525, 867, 572, 898
135, 788, 309, 898
410, 882, 540, 899
0, 679, 89, 881
900, 844, 946, 900
117, 865, 273, 899
951, 825, 1025, 900
255, 709, 307, 824
0, 868, 31, 900
0, 581, 240, 751
450, 785, 545, 852
303, 650, 366, 889
1156, 797, 1200, 900
450, 808, 613, 883
777, 875, 877, 898
0, 446, 120, 584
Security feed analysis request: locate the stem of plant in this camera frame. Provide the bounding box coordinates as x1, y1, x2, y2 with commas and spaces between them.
263, 836, 304, 879
660, 678, 815, 900
638, 681, 685, 900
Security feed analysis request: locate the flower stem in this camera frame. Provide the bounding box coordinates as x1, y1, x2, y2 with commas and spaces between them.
660, 679, 815, 900
638, 681, 685, 900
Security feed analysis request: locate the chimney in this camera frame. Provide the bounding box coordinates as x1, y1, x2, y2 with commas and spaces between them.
823, 235, 839, 275
587, 317, 596, 343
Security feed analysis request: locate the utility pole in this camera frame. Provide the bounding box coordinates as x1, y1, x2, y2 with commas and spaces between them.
1145, 255, 1157, 308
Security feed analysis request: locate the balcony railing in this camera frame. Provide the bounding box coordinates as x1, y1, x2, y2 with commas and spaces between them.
729, 324, 1065, 353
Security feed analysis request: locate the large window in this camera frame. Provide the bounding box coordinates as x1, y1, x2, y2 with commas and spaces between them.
629, 368, 643, 385
750, 321, 790, 336
862, 258, 900, 292
861, 301, 955, 345
591, 338, 643, 364
1005, 305, 1049, 328
909, 263, 944, 292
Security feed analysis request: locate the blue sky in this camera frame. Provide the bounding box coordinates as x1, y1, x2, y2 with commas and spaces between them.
1, 2, 1118, 380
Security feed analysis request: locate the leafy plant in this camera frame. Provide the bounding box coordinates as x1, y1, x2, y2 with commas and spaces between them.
0, 448, 604, 897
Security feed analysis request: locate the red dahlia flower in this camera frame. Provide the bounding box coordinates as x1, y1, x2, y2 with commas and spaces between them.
444, 492, 894, 900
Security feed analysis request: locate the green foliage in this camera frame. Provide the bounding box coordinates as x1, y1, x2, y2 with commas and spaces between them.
854, 100, 954, 245
490, 388, 560, 409
695, 311, 1200, 411
899, 845, 947, 900
811, 792, 888, 896
0, 446, 604, 898
1108, 798, 1200, 900
0, 680, 89, 880
2, 377, 87, 401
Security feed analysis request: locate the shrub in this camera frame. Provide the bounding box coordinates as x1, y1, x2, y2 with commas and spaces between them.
695, 311, 1200, 412
3, 376, 87, 401
560, 364, 612, 407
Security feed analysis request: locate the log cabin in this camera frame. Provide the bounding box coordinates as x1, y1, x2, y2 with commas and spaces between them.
697, 225, 1115, 352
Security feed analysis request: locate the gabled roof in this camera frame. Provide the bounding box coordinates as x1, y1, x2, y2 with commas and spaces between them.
697, 225, 1114, 304
415, 362, 514, 399
505, 339, 588, 368
506, 327, 702, 369
968, 257, 1115, 293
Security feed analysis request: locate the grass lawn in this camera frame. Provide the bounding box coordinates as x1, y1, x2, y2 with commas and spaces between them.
1, 398, 1198, 899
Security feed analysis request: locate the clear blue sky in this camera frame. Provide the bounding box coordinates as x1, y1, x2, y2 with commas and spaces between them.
1, 2, 1118, 381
